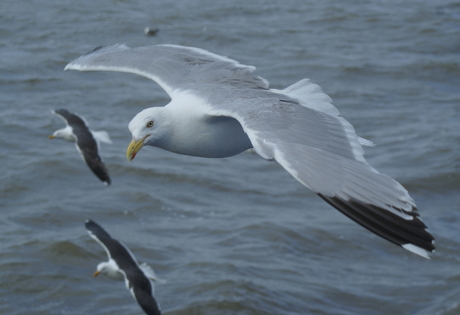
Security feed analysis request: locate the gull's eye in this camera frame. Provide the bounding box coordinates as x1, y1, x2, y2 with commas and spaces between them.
146, 121, 154, 128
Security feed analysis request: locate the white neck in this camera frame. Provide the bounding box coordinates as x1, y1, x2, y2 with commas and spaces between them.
97, 260, 125, 281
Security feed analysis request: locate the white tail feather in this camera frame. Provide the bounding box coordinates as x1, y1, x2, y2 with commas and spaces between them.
92, 130, 112, 144
358, 137, 375, 147
139, 262, 166, 283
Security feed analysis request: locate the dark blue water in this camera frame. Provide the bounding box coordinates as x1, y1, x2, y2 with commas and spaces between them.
1, 0, 459, 314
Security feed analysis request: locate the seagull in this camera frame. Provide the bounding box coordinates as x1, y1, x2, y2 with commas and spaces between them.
85, 219, 162, 315
49, 109, 112, 185
67, 44, 435, 258
144, 27, 159, 36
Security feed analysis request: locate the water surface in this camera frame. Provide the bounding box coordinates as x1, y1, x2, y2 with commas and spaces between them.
1, 1, 459, 314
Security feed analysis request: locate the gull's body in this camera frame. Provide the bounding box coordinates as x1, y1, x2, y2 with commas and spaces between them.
49, 109, 112, 185
85, 220, 162, 315
68, 44, 435, 258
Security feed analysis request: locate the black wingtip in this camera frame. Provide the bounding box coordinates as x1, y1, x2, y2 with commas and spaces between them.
85, 219, 105, 232
85, 219, 97, 229
85, 219, 113, 240
84, 157, 111, 186
52, 108, 71, 117
132, 285, 162, 315
85, 45, 104, 55
317, 194, 435, 257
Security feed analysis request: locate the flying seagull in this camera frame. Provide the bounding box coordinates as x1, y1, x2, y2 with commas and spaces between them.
85, 219, 162, 315
49, 109, 112, 185
67, 44, 435, 258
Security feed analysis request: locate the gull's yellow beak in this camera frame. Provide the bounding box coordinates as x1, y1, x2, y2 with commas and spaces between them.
93, 270, 101, 277
126, 136, 148, 161
48, 135, 56, 139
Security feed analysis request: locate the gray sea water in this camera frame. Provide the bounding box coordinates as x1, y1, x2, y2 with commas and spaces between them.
1, 0, 460, 314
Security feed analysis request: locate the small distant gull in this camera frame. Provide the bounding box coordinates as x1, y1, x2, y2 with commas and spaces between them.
49, 109, 112, 185
144, 27, 159, 36
66, 44, 435, 258
85, 219, 162, 315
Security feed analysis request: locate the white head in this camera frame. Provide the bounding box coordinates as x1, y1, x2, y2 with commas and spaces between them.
126, 107, 171, 161
94, 260, 124, 280
49, 126, 76, 142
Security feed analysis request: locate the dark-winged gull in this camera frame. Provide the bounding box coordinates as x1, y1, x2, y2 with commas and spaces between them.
67, 44, 435, 258
144, 27, 159, 36
49, 109, 112, 185
85, 219, 162, 315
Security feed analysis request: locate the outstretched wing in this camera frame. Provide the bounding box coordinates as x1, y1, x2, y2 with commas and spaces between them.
130, 285, 161, 315
207, 80, 435, 258
65, 44, 268, 100
85, 220, 139, 265
77, 141, 111, 185
52, 109, 88, 127
69, 45, 434, 257
68, 124, 110, 185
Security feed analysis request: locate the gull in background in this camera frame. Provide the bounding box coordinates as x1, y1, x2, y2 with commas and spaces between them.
49, 109, 112, 185
85, 219, 162, 315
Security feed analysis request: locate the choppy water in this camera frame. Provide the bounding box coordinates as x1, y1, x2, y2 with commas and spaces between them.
1, 0, 460, 314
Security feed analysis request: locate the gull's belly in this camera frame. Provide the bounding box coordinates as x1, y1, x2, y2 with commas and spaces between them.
168, 115, 253, 158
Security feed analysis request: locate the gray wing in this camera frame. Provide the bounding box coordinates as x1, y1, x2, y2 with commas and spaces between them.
208, 82, 434, 257
68, 45, 434, 257
65, 44, 268, 99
